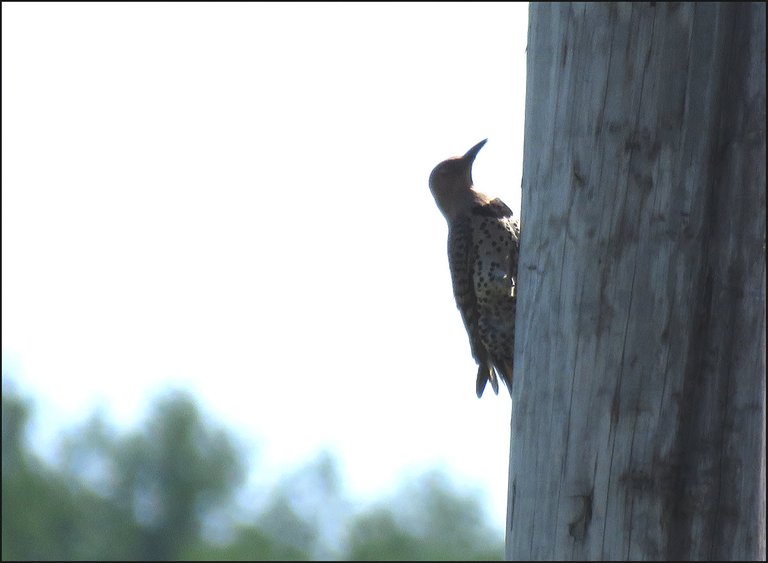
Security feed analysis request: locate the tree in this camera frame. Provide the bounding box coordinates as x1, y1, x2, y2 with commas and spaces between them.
110, 391, 246, 560
2, 388, 140, 560
2, 383, 505, 560
17, 388, 246, 561
508, 3, 765, 560
347, 470, 504, 561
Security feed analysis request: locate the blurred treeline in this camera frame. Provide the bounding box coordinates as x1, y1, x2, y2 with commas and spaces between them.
2, 384, 504, 561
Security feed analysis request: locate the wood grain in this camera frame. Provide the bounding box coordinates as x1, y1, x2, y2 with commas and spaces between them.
507, 3, 766, 560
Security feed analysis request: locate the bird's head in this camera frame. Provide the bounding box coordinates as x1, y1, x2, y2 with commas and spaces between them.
429, 139, 487, 221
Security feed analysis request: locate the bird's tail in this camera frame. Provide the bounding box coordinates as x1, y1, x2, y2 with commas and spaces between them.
476, 362, 499, 398
494, 360, 514, 398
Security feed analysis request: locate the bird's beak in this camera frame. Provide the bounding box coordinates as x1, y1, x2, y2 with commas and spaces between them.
462, 138, 488, 163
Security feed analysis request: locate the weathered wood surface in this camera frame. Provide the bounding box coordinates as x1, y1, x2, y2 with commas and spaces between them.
507, 3, 765, 560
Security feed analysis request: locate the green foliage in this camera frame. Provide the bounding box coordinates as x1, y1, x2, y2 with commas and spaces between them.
1, 383, 504, 560
112, 392, 245, 560
347, 472, 504, 561
3, 391, 138, 560
181, 525, 311, 561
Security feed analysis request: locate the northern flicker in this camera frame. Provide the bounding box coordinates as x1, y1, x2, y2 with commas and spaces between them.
429, 139, 520, 398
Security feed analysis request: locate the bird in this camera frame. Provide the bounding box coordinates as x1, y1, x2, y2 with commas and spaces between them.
428, 139, 520, 398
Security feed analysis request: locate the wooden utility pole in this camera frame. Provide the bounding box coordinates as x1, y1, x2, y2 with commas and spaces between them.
507, 3, 765, 560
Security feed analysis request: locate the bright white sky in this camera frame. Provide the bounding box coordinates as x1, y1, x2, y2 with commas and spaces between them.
2, 2, 528, 527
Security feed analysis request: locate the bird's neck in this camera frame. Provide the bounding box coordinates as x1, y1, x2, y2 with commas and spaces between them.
443, 187, 492, 223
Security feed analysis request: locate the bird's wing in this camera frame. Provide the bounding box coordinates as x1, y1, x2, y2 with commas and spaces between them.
470, 197, 513, 218
448, 216, 498, 396
447, 215, 477, 335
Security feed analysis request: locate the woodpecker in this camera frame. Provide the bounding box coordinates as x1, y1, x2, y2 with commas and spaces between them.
429, 139, 520, 398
